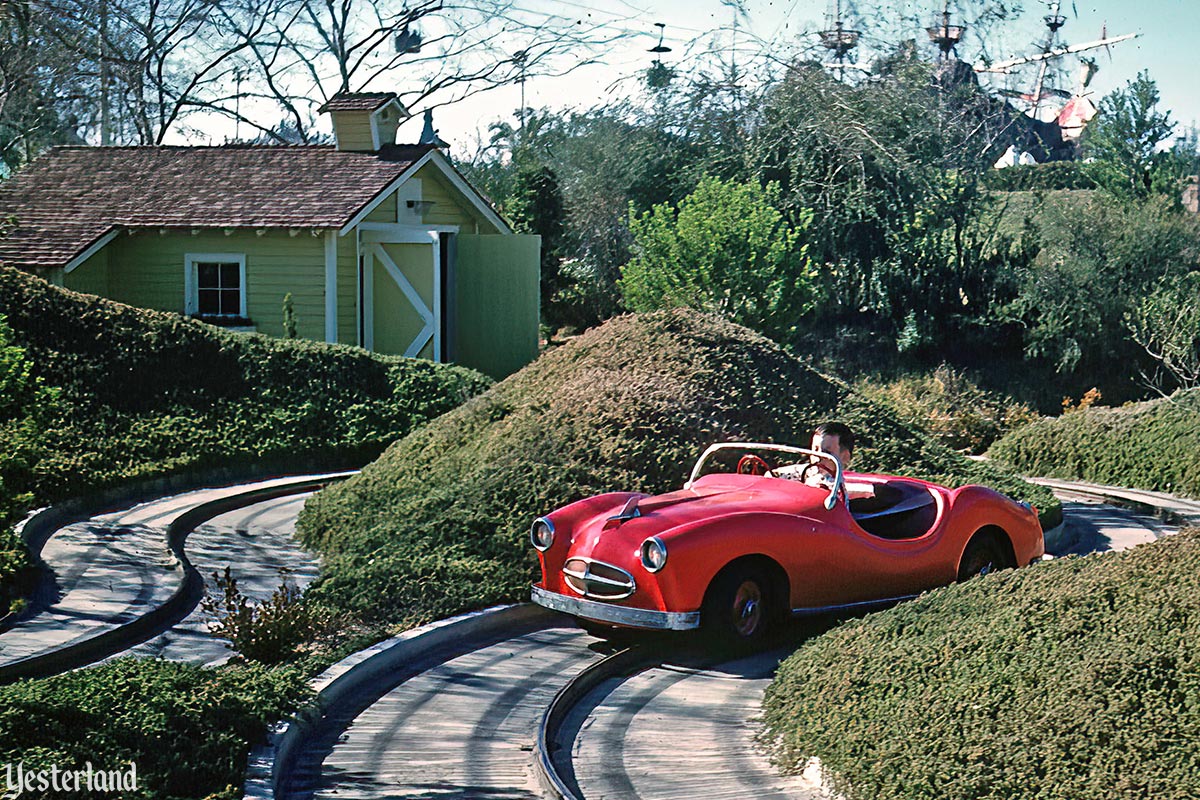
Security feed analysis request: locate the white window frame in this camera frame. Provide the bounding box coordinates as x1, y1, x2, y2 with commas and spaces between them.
185, 253, 248, 318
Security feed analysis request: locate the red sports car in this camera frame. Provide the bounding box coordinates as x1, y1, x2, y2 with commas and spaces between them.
531, 442, 1044, 643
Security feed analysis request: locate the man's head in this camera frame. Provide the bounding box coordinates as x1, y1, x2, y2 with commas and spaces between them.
810, 422, 855, 472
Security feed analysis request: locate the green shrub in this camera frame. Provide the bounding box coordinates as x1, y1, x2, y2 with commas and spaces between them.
299, 310, 1057, 627
0, 658, 311, 800
0, 311, 52, 606
856, 364, 1039, 454
762, 527, 1200, 800
0, 266, 491, 504
620, 176, 818, 342
988, 388, 1200, 498
202, 567, 342, 665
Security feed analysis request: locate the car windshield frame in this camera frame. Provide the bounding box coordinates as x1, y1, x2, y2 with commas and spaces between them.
684, 442, 845, 510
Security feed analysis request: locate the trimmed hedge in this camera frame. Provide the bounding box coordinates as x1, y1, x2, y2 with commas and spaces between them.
0, 658, 311, 800
0, 265, 491, 505
763, 527, 1200, 800
298, 310, 1058, 627
988, 388, 1200, 498
982, 161, 1098, 192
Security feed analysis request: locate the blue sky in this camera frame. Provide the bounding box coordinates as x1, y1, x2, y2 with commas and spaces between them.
411, 0, 1198, 152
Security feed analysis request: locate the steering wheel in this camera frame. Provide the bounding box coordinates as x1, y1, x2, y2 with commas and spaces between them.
736, 455, 771, 476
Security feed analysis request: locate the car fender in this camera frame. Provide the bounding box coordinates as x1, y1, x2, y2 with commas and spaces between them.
946, 485, 1045, 566
640, 510, 824, 613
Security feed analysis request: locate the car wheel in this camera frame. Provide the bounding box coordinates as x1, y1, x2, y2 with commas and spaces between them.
703, 566, 773, 648
957, 534, 1010, 582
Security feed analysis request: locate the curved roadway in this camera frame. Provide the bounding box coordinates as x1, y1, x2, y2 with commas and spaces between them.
282, 481, 1186, 800
1, 480, 326, 672
123, 492, 319, 664
2, 475, 1186, 799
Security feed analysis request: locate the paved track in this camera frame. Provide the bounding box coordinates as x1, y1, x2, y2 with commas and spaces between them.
0, 492, 188, 666
122, 492, 319, 665
566, 647, 830, 800
1, 479, 328, 671
281, 483, 1184, 800
281, 620, 603, 800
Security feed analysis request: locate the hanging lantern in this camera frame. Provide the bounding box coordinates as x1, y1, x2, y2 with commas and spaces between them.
646, 59, 675, 89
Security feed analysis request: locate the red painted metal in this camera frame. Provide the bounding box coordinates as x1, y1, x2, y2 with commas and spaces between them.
533, 468, 1044, 627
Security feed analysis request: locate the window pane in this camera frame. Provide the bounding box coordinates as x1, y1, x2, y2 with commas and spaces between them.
220, 289, 241, 315
198, 263, 218, 288
198, 289, 220, 315
220, 263, 240, 288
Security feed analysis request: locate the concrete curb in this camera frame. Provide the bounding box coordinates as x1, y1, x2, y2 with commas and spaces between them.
1028, 477, 1200, 528
0, 473, 353, 683
535, 646, 659, 800
243, 603, 552, 800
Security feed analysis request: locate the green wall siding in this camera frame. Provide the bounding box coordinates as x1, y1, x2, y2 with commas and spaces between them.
413, 163, 503, 232
337, 233, 359, 346
453, 233, 539, 379
365, 194, 397, 223
105, 230, 327, 341
331, 112, 375, 151
63, 247, 110, 296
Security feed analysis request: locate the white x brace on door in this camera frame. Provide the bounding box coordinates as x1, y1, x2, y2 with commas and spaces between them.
361, 228, 440, 360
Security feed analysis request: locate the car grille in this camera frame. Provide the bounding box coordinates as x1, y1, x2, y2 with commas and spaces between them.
563, 558, 636, 601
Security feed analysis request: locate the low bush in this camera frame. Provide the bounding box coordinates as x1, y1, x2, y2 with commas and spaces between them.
202, 568, 343, 665
762, 527, 1200, 800
988, 388, 1200, 497
0, 658, 310, 800
299, 310, 1058, 627
855, 364, 1039, 454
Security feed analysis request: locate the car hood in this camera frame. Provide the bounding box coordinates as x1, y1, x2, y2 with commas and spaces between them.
564, 476, 822, 560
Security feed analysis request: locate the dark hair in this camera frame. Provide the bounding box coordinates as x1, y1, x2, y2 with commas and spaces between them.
813, 421, 854, 453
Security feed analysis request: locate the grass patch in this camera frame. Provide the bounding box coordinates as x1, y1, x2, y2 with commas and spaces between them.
762, 528, 1200, 800
299, 310, 1058, 628
0, 658, 311, 800
988, 388, 1200, 498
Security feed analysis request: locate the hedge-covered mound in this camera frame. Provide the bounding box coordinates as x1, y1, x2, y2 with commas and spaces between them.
989, 388, 1200, 498
763, 527, 1200, 800
0, 658, 310, 800
0, 265, 489, 610
299, 310, 1058, 626
0, 265, 490, 505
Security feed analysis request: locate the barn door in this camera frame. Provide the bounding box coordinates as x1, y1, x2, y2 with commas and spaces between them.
362, 236, 439, 360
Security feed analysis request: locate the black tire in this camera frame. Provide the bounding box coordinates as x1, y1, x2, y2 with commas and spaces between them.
702, 565, 774, 649
957, 534, 1012, 582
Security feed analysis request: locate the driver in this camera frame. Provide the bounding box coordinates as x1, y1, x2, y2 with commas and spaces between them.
774, 422, 874, 501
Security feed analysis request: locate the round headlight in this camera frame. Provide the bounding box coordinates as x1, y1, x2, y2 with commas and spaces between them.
640, 537, 668, 572
531, 517, 555, 552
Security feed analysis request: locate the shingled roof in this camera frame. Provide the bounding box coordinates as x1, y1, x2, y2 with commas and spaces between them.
0, 143, 436, 271
318, 92, 401, 113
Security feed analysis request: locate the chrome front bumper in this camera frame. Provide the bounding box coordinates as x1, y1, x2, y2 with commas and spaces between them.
531, 585, 701, 631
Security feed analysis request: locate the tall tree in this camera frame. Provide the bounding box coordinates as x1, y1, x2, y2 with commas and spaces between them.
1084, 71, 1178, 200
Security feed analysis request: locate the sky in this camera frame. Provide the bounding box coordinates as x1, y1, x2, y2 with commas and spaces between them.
379, 0, 1200, 155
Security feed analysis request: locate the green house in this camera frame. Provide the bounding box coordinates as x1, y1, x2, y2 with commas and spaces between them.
0, 93, 540, 379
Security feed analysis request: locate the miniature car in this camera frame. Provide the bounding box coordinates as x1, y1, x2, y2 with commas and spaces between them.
531, 442, 1044, 643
